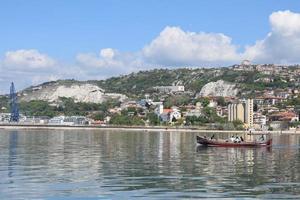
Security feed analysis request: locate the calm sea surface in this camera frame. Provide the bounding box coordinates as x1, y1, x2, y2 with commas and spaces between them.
0, 129, 300, 199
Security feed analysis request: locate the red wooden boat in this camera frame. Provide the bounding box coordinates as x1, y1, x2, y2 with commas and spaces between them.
196, 136, 272, 147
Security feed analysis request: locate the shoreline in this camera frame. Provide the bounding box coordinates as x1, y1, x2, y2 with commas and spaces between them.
0, 124, 299, 134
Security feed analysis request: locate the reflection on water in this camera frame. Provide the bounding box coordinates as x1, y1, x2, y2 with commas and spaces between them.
0, 130, 300, 199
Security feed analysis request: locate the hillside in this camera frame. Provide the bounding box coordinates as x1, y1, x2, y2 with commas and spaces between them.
1, 64, 299, 107
91, 65, 298, 97
20, 80, 127, 103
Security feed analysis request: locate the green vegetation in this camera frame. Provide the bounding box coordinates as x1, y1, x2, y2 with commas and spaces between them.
0, 96, 9, 112
185, 116, 209, 125
108, 106, 146, 126
18, 97, 120, 118
146, 112, 160, 125
92, 67, 298, 99
109, 114, 145, 126
185, 107, 225, 126
199, 97, 210, 107
216, 96, 226, 106
163, 94, 191, 108
19, 100, 57, 117
91, 112, 105, 121
232, 120, 245, 130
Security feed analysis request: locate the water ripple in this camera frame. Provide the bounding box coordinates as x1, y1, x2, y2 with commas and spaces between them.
0, 130, 299, 199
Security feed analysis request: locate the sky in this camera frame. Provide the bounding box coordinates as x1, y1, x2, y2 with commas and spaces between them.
0, 0, 300, 94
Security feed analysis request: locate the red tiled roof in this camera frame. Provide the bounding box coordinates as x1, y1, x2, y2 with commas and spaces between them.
163, 109, 172, 113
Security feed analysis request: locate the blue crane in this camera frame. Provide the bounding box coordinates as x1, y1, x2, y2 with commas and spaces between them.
10, 82, 19, 122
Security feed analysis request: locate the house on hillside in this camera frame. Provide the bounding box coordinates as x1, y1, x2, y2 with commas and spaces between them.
155, 105, 182, 123
269, 112, 298, 122
153, 85, 185, 93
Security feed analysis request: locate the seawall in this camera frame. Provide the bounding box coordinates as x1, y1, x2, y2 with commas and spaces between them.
0, 124, 298, 134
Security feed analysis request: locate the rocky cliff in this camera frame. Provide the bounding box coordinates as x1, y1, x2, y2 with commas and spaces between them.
198, 80, 238, 97
20, 81, 127, 103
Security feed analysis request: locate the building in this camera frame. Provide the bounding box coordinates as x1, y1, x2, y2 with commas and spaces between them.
153, 86, 185, 93
0, 113, 11, 123
253, 113, 267, 130
227, 103, 244, 122
185, 102, 202, 117
48, 116, 65, 125
48, 116, 88, 125
245, 99, 254, 128
228, 99, 253, 128
269, 112, 299, 122
155, 104, 181, 123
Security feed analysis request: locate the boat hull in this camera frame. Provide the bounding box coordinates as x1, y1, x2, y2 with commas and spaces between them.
196, 136, 272, 147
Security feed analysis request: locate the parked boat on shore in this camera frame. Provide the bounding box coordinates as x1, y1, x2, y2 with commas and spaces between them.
196, 135, 272, 147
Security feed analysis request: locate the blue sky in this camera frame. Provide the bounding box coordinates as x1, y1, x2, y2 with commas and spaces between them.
1, 0, 299, 58
0, 0, 300, 93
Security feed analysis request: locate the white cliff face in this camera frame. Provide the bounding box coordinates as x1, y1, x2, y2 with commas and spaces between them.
21, 83, 126, 103
198, 80, 238, 97
45, 84, 104, 103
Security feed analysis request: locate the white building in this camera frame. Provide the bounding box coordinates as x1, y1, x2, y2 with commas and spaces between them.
48, 116, 65, 125
169, 107, 181, 122
153, 86, 185, 93
48, 116, 88, 126
245, 99, 254, 128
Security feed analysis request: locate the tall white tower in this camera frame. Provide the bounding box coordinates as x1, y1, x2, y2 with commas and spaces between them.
245, 99, 254, 128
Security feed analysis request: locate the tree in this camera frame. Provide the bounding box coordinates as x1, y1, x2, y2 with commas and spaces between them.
19, 100, 57, 117
216, 96, 226, 106
253, 103, 258, 112
163, 95, 191, 108
200, 98, 210, 107
232, 120, 244, 130
109, 114, 145, 126
92, 112, 105, 121
147, 112, 160, 125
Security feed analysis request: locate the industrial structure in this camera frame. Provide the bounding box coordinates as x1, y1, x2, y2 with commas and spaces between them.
9, 82, 19, 122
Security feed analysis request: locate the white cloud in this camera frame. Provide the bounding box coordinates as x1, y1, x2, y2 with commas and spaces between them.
77, 48, 123, 69
100, 48, 115, 59
244, 10, 300, 64
75, 27, 241, 74
0, 49, 62, 93
2, 10, 300, 94
142, 26, 240, 66
3, 49, 55, 70
270, 10, 300, 36
76, 48, 148, 77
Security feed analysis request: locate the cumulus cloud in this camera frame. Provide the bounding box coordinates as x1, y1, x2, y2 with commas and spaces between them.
0, 49, 62, 93
244, 10, 300, 64
76, 48, 148, 77
3, 49, 55, 70
77, 48, 123, 69
142, 26, 240, 66
75, 27, 241, 73
270, 10, 300, 36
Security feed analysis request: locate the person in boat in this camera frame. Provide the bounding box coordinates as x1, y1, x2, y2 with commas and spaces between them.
240, 136, 244, 142
210, 134, 215, 140
259, 134, 265, 141
230, 136, 235, 142
234, 136, 241, 143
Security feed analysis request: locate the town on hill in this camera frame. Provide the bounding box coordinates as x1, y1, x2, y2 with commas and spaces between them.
1, 61, 300, 131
